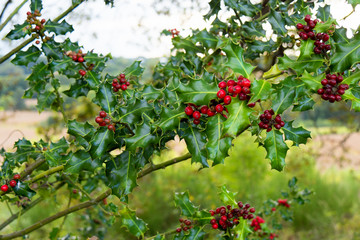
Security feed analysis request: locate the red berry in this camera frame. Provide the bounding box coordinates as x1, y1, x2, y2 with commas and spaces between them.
308, 20, 316, 29
13, 174, 21, 180
242, 87, 250, 94
192, 111, 201, 120
248, 102, 256, 108
234, 85, 242, 94
322, 34, 330, 42
336, 75, 343, 83
242, 79, 251, 87
221, 215, 227, 221
99, 111, 107, 118
296, 23, 304, 29
275, 124, 281, 129
337, 89, 345, 95
324, 45, 331, 51
193, 119, 200, 125
35, 25, 41, 31
125, 81, 130, 86
121, 84, 127, 91
304, 14, 311, 22
108, 124, 115, 131
35, 40, 40, 44
27, 11, 32, 16
183, 227, 188, 231
329, 79, 337, 86
303, 25, 310, 33
329, 94, 336, 103
120, 73, 126, 78
72, 189, 78, 194
307, 31, 315, 39
317, 88, 324, 95
227, 80, 236, 86
218, 81, 227, 89
9, 180, 17, 188
95, 117, 103, 124
185, 220, 191, 226
1, 184, 9, 192
72, 55, 78, 61
176, 228, 181, 233
238, 202, 243, 208
249, 207, 255, 213
115, 84, 121, 89
104, 118, 111, 124
120, 78, 126, 83
200, 106, 209, 114
215, 104, 224, 113
79, 69, 86, 76
335, 95, 342, 102
210, 219, 217, 224
185, 106, 194, 116
224, 95, 232, 105
217, 89, 226, 99
321, 93, 329, 100
321, 79, 328, 86
78, 57, 84, 63
212, 223, 218, 229
313, 47, 321, 54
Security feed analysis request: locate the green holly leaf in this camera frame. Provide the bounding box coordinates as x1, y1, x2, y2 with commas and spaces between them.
224, 0, 259, 17
11, 46, 41, 67
65, 150, 101, 174
300, 71, 323, 91
249, 79, 272, 103
293, 95, 315, 111
299, 39, 315, 59
156, 106, 186, 132
124, 61, 144, 77
204, 0, 221, 19
93, 83, 117, 114
193, 29, 218, 49
68, 120, 95, 140
333, 28, 350, 44
30, 0, 43, 12
6, 22, 30, 40
118, 99, 154, 124
27, 62, 50, 82
13, 181, 36, 199
268, 11, 288, 35
125, 120, 159, 152
264, 130, 289, 171
119, 207, 148, 238
89, 127, 114, 159
85, 71, 102, 89
44, 138, 69, 167
50, 58, 74, 72
247, 39, 278, 57
222, 98, 252, 137
63, 79, 90, 98
44, 20, 74, 35
42, 40, 63, 60
174, 191, 199, 217
36, 90, 56, 112
4, 138, 39, 164
278, 55, 324, 75
218, 185, 237, 207
347, 0, 360, 7
206, 115, 232, 166
106, 151, 138, 198
177, 79, 218, 105
184, 227, 206, 240
342, 71, 360, 86
316, 5, 331, 21
193, 210, 213, 225
173, 38, 204, 55
232, 218, 253, 240
331, 34, 360, 72
182, 125, 208, 167
140, 85, 163, 101
314, 18, 337, 33
222, 42, 255, 79
282, 121, 311, 147
343, 87, 360, 111
242, 21, 266, 38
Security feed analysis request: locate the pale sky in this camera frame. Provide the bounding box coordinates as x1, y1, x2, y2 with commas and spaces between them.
0, 0, 359, 58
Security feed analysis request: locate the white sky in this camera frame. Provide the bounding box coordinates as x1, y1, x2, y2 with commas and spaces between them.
0, 0, 359, 58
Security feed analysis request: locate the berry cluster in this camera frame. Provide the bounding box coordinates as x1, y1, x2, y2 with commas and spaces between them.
95, 111, 115, 131
277, 199, 290, 208
209, 202, 255, 230
184, 103, 222, 125
1, 174, 21, 192
296, 15, 331, 55
26, 10, 51, 45
317, 73, 348, 103
250, 216, 265, 232
169, 28, 180, 38
176, 218, 193, 233
217, 76, 253, 105
112, 73, 130, 92
66, 50, 86, 63
258, 109, 285, 132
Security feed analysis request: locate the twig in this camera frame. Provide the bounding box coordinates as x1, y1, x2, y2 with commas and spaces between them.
25, 165, 64, 183
0, 0, 28, 32
0, 189, 111, 240
0, 0, 12, 23
342, 8, 355, 21
145, 229, 177, 240
263, 71, 285, 80
0, 129, 25, 148
55, 193, 72, 238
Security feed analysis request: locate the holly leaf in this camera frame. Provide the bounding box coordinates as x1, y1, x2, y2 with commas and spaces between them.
264, 130, 289, 171
206, 115, 232, 166
193, 210, 213, 225
183, 227, 206, 240
300, 71, 323, 91
6, 22, 30, 40
331, 34, 360, 72
89, 127, 114, 159
119, 207, 148, 238
347, 0, 360, 7
124, 120, 159, 152
343, 71, 360, 86
11, 46, 41, 67
316, 5, 331, 21
177, 79, 218, 105
204, 0, 221, 19
232, 218, 253, 240
314, 18, 337, 33
63, 79, 90, 98
156, 106, 186, 132
140, 85, 163, 101
278, 55, 324, 75
242, 21, 266, 38
30, 0, 43, 12
50, 58, 74, 72
222, 42, 255, 79
4, 138, 39, 164
118, 99, 154, 125
282, 121, 311, 147
65, 150, 101, 173
343, 87, 360, 111
13, 181, 36, 199
26, 62, 50, 82
44, 20, 73, 35
293, 95, 315, 111
174, 191, 199, 217
182, 125, 209, 167
44, 138, 69, 167
333, 28, 350, 44
299, 39, 315, 59
193, 29, 218, 49
93, 83, 117, 114
36, 90, 56, 112
249, 79, 272, 103
124, 61, 144, 77
218, 185, 237, 207
268, 11, 288, 35
173, 38, 204, 55
106, 151, 138, 198
85, 71, 102, 89
42, 40, 63, 60
222, 98, 252, 137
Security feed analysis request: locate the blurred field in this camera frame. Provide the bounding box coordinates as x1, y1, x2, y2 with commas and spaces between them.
0, 111, 360, 239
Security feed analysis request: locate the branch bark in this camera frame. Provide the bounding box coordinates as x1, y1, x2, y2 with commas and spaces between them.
0, 189, 111, 240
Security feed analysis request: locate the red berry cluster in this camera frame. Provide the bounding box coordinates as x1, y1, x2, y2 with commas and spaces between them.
277, 199, 290, 208
66, 50, 86, 63
176, 218, 193, 233
258, 109, 285, 132
25, 10, 51, 44
217, 76, 253, 105
169, 28, 180, 38
112, 73, 130, 92
1, 174, 21, 193
296, 15, 331, 55
184, 103, 223, 125
209, 202, 255, 230
250, 216, 265, 232
95, 111, 115, 131
317, 73, 348, 103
